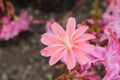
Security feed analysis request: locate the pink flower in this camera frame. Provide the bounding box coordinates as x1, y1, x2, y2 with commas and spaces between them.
45, 17, 56, 33
88, 76, 97, 80
104, 20, 120, 39
90, 37, 120, 80
103, 68, 120, 80
40, 17, 95, 70
102, 0, 120, 39
0, 24, 19, 40
15, 11, 32, 31
0, 11, 32, 41
72, 65, 101, 80
0, 16, 20, 40
103, 0, 120, 23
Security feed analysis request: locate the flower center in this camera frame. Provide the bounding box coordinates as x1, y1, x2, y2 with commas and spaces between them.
65, 41, 73, 49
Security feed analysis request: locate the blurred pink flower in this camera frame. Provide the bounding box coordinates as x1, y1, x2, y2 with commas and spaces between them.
40, 17, 95, 70
15, 11, 32, 31
88, 76, 97, 80
0, 16, 19, 40
102, 0, 120, 40
72, 65, 101, 80
0, 11, 32, 41
103, 0, 120, 24
104, 20, 120, 39
90, 37, 120, 80
45, 17, 56, 33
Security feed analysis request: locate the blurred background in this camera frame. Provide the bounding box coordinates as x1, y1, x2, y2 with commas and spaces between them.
0, 0, 105, 80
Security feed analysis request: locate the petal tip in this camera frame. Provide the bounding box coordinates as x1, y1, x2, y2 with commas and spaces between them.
49, 60, 55, 66
40, 49, 46, 56
68, 17, 75, 20
67, 65, 74, 70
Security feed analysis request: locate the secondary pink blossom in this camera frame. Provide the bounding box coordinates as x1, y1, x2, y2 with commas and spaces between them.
102, 37, 120, 80
90, 37, 120, 80
102, 13, 120, 40
104, 20, 120, 39
0, 16, 20, 40
72, 65, 101, 80
40, 17, 95, 70
45, 17, 56, 33
103, 0, 120, 23
101, 0, 120, 40
0, 11, 32, 41
15, 11, 32, 31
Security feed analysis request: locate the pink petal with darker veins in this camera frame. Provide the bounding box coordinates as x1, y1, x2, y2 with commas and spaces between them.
40, 44, 64, 57
73, 48, 89, 65
74, 42, 95, 52
49, 48, 65, 65
51, 22, 65, 38
66, 17, 76, 37
73, 25, 89, 38
73, 33, 95, 41
65, 49, 76, 70
41, 33, 62, 45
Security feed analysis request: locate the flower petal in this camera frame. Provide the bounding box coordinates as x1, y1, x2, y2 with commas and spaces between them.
74, 42, 95, 52
73, 25, 88, 39
65, 49, 76, 70
40, 44, 64, 57
73, 48, 89, 65
103, 67, 119, 80
41, 33, 62, 45
73, 33, 95, 41
51, 22, 65, 38
49, 48, 65, 65
89, 46, 105, 60
66, 17, 76, 37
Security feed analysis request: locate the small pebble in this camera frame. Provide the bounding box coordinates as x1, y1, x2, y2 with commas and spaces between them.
1, 72, 8, 80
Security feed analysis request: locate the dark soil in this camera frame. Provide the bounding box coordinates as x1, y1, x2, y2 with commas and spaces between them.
0, 0, 105, 80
